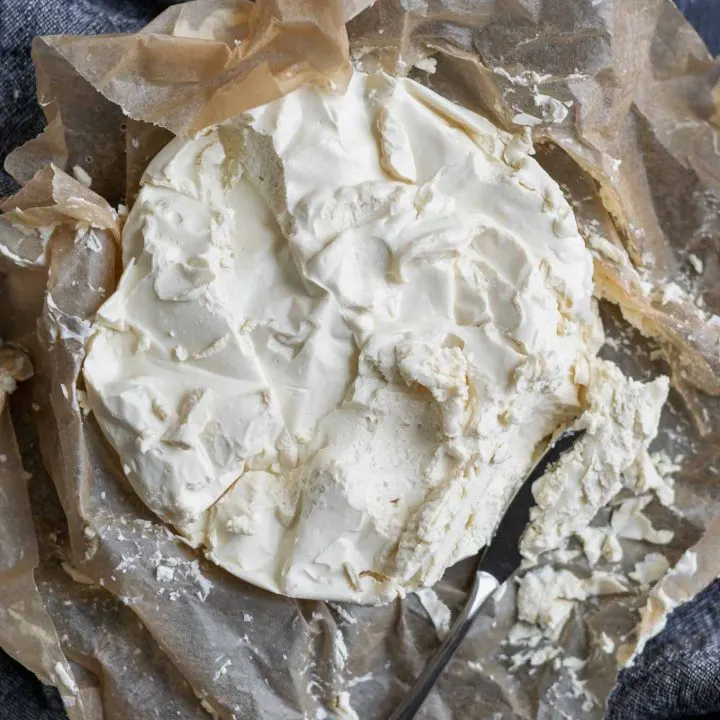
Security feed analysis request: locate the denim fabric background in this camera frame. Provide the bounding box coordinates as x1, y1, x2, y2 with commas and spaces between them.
0, 1, 719, 718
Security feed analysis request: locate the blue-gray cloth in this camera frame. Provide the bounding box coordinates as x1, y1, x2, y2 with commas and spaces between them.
1, 1, 719, 719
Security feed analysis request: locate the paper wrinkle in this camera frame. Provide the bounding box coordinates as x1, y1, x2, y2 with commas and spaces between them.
0, 0, 720, 719
0, 348, 85, 720
618, 518, 720, 667
34, 0, 356, 139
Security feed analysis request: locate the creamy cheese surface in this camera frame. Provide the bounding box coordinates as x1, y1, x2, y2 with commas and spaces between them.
85, 71, 617, 603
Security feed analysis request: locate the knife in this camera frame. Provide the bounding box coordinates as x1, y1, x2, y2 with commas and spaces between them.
389, 429, 585, 720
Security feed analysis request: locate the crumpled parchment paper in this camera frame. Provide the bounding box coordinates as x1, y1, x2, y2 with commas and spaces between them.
1, 1, 720, 718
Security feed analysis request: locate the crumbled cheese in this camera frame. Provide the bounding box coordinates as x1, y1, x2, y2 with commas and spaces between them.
629, 553, 670, 585
599, 632, 615, 654
415, 588, 452, 637
611, 497, 674, 545
412, 56, 437, 74
522, 360, 668, 560
688, 253, 704, 274
72, 165, 92, 188
156, 565, 175, 583
620, 519, 720, 666
515, 565, 630, 644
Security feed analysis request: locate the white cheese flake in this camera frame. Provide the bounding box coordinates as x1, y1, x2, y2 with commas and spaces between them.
415, 588, 451, 637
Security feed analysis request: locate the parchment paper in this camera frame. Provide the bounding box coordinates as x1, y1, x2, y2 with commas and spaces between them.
1, 1, 720, 718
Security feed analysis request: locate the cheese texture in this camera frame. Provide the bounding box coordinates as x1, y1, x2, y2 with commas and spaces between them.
516, 565, 630, 641
520, 360, 669, 560
83, 71, 660, 603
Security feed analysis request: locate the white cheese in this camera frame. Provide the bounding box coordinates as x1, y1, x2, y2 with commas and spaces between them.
415, 588, 452, 637
516, 566, 630, 641
83, 71, 661, 604
611, 496, 674, 545
629, 553, 670, 585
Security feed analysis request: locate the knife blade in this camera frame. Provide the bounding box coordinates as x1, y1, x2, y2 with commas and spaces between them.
478, 428, 585, 584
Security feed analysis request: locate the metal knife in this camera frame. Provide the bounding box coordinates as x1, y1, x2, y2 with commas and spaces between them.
389, 429, 585, 720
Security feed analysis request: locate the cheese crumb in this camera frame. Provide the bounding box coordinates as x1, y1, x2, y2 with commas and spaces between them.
72, 165, 92, 187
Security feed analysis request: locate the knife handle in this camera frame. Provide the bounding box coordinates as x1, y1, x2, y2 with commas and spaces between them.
389, 570, 500, 720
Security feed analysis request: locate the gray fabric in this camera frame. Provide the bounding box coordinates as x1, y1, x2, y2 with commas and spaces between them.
0, 647, 67, 720
0, 0, 179, 196
1, 1, 719, 718
608, 579, 720, 720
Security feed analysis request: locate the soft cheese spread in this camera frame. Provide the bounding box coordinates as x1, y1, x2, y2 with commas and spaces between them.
83, 71, 664, 603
